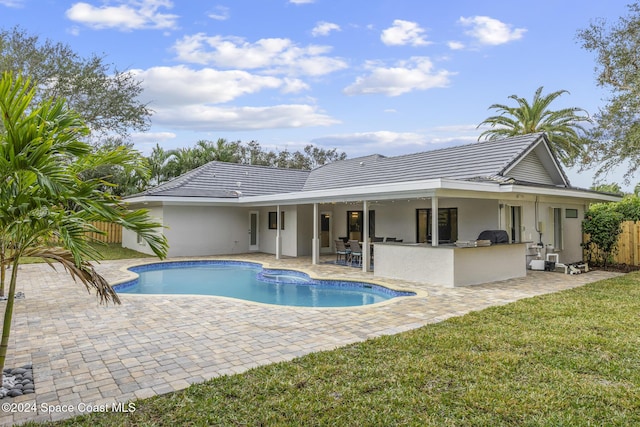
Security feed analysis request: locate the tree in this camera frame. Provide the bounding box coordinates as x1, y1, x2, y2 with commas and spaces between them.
477, 86, 592, 166
303, 144, 347, 169
147, 143, 173, 186
577, 3, 640, 181
78, 138, 150, 197
145, 139, 348, 187
0, 26, 151, 139
0, 73, 168, 383
590, 182, 624, 195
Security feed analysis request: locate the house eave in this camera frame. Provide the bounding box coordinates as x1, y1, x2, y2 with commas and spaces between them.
123, 178, 620, 208
499, 184, 623, 202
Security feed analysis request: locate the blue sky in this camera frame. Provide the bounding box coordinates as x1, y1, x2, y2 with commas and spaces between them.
0, 0, 634, 189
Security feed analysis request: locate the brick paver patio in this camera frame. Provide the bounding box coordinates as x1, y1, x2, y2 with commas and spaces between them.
0, 254, 621, 425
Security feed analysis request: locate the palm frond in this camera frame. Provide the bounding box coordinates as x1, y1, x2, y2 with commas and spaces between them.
23, 246, 120, 305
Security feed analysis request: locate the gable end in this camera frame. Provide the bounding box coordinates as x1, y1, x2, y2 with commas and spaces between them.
505, 151, 556, 185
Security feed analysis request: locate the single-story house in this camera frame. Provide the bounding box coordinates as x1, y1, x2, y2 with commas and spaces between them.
123, 133, 620, 287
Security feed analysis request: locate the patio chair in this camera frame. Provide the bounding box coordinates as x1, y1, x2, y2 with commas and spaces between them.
335, 240, 351, 264
349, 241, 363, 266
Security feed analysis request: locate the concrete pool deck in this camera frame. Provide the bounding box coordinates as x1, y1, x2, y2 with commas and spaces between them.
0, 254, 621, 425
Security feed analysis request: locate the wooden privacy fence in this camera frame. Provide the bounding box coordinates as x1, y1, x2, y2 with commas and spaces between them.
584, 220, 640, 266
87, 221, 123, 244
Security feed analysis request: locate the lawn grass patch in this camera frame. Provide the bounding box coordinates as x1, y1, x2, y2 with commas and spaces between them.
32, 273, 640, 426
19, 243, 155, 264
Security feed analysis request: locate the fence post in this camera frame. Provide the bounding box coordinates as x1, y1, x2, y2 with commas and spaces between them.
635, 221, 640, 266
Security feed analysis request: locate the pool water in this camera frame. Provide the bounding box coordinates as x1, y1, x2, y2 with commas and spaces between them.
115, 261, 414, 307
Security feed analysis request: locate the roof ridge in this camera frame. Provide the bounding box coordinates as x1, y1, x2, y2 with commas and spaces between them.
381, 132, 545, 162
144, 161, 215, 195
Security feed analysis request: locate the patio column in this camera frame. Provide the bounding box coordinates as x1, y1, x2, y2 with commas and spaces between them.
275, 204, 281, 260
362, 200, 370, 272
431, 196, 439, 247
312, 203, 319, 265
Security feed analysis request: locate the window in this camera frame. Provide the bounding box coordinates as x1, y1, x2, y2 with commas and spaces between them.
416, 208, 458, 243
346, 210, 375, 241
268, 211, 284, 230
136, 233, 145, 245
565, 208, 578, 219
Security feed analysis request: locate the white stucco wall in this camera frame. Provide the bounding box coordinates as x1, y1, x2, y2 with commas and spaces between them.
121, 195, 587, 263
374, 242, 527, 287
258, 206, 302, 257
500, 199, 585, 264
122, 206, 164, 256
160, 205, 249, 257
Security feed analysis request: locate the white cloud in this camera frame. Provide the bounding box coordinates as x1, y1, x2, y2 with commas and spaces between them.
0, 0, 25, 7
311, 128, 478, 157
289, 0, 314, 3
130, 65, 333, 131
172, 33, 347, 76
344, 57, 453, 97
380, 19, 430, 46
447, 41, 465, 50
152, 104, 338, 131
312, 21, 341, 37
208, 5, 229, 21
281, 78, 310, 93
132, 65, 304, 106
131, 131, 176, 152
458, 16, 526, 45
66, 0, 178, 31
311, 131, 430, 157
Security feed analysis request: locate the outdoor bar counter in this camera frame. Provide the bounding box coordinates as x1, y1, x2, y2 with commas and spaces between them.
374, 241, 527, 287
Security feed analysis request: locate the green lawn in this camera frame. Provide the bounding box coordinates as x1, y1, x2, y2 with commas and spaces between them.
20, 243, 155, 264
33, 273, 640, 426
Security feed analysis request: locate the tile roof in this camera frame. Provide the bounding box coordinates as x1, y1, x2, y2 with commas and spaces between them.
302, 133, 549, 191
134, 133, 561, 199
139, 161, 310, 197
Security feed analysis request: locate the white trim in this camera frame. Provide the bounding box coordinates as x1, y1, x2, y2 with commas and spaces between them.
124, 177, 620, 208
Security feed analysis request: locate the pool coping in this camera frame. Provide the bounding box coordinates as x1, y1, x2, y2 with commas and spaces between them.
112, 257, 427, 310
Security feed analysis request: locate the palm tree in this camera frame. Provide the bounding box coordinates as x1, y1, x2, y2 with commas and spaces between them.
0, 72, 168, 383
477, 86, 592, 166
147, 143, 173, 186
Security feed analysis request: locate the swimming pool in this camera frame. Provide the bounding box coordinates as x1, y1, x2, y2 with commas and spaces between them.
114, 260, 415, 307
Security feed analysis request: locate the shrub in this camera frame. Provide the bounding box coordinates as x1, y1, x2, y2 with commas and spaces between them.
583, 203, 624, 269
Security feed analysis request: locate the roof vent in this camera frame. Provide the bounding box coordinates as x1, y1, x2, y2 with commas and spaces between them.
359, 161, 365, 166
236, 181, 242, 187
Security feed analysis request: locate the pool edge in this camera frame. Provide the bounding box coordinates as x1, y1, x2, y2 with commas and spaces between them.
111, 257, 427, 309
